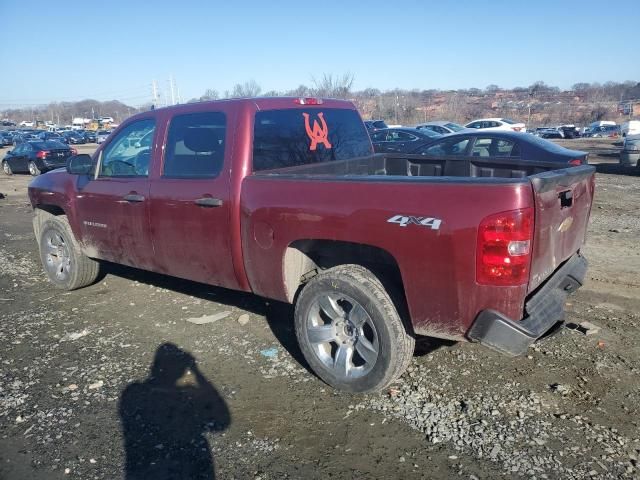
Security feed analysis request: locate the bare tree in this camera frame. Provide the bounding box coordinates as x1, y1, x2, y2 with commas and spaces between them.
311, 73, 354, 99
200, 89, 219, 101
230, 80, 262, 98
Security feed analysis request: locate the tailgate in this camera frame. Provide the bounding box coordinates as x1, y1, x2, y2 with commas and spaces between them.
528, 165, 596, 292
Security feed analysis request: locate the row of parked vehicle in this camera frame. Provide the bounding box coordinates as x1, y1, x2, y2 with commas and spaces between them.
0, 127, 113, 176
0, 128, 112, 147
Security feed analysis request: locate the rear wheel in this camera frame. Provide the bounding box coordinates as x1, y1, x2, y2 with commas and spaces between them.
2, 160, 12, 175
294, 264, 414, 393
38, 215, 100, 290
28, 161, 41, 176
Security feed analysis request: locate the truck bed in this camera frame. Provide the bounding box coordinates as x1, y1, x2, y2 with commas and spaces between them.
253, 153, 564, 179
245, 156, 595, 341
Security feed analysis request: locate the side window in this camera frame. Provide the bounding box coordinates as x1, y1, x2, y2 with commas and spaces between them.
468, 122, 480, 129
492, 139, 515, 156
371, 131, 386, 142
418, 138, 470, 156
392, 131, 415, 141
471, 138, 492, 157
472, 138, 516, 157
163, 112, 226, 178
100, 119, 155, 177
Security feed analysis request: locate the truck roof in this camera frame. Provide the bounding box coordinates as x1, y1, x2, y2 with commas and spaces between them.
146, 97, 356, 114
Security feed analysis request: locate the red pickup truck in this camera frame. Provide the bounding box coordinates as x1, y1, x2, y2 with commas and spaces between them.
28, 98, 595, 393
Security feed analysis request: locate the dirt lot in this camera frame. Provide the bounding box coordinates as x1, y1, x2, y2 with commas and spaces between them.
0, 140, 639, 479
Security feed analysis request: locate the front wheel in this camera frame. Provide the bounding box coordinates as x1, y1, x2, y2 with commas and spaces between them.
28, 161, 41, 176
2, 160, 12, 175
294, 264, 414, 393
38, 215, 100, 290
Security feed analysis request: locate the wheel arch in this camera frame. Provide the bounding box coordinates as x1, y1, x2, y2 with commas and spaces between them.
282, 239, 409, 322
32, 205, 68, 246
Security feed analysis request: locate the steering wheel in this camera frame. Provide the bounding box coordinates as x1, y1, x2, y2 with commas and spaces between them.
106, 159, 137, 176
133, 150, 151, 176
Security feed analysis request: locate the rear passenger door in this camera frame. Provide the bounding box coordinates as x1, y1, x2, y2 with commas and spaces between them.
148, 109, 239, 289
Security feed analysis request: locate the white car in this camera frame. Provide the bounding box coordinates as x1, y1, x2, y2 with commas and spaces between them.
621, 120, 640, 137
465, 117, 526, 133
19, 121, 35, 127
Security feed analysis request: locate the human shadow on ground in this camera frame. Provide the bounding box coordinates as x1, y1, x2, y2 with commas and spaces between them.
119, 343, 230, 480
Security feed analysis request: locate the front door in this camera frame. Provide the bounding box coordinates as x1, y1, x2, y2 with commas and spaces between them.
148, 109, 239, 289
8, 144, 29, 172
74, 118, 157, 269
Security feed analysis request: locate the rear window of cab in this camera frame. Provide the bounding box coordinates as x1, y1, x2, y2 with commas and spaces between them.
252, 108, 372, 172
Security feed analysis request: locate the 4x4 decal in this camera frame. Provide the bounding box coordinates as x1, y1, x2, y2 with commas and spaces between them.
387, 215, 442, 230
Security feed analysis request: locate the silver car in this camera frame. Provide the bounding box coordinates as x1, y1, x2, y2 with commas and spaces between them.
96, 130, 110, 144
414, 121, 466, 135
620, 135, 640, 168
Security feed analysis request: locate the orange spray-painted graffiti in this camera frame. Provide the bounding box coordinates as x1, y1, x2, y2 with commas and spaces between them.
302, 112, 332, 151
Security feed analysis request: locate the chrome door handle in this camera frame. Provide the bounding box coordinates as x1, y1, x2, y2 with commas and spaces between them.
194, 197, 223, 207
123, 194, 145, 203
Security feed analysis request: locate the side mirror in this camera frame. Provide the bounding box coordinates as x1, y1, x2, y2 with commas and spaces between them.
67, 154, 94, 175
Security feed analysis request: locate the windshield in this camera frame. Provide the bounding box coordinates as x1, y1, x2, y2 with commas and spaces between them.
501, 118, 517, 125
444, 122, 464, 132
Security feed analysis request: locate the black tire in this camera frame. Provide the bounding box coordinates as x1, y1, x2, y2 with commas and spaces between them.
294, 264, 415, 393
38, 215, 100, 290
28, 161, 41, 176
2, 160, 12, 175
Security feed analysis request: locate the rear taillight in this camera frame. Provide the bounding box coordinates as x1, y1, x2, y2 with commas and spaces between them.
477, 208, 533, 286
36, 150, 48, 159
569, 158, 583, 166
512, 127, 522, 132
294, 97, 323, 105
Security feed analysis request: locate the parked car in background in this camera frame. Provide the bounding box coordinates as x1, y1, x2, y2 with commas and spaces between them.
586, 125, 620, 138
2, 140, 75, 176
37, 131, 68, 144
407, 131, 588, 166
589, 120, 616, 129
465, 118, 526, 133
370, 127, 442, 153
81, 130, 97, 143
559, 125, 580, 139
62, 131, 87, 144
364, 120, 389, 133
96, 129, 110, 144
13, 131, 42, 143
620, 135, 640, 168
534, 127, 563, 139
621, 120, 640, 137
19, 121, 35, 127
0, 131, 14, 147
414, 121, 466, 135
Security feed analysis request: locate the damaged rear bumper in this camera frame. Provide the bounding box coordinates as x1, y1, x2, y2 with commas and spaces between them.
467, 253, 588, 356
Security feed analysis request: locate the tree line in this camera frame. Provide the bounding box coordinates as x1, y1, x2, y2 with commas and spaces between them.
3, 77, 639, 128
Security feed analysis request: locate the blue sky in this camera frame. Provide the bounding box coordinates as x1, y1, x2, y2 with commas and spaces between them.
1, 0, 638, 107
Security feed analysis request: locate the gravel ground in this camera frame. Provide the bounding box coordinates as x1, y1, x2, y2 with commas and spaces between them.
0, 139, 639, 479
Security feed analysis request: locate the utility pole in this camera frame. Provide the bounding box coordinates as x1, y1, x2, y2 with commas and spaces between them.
152, 80, 159, 107
169, 75, 176, 106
